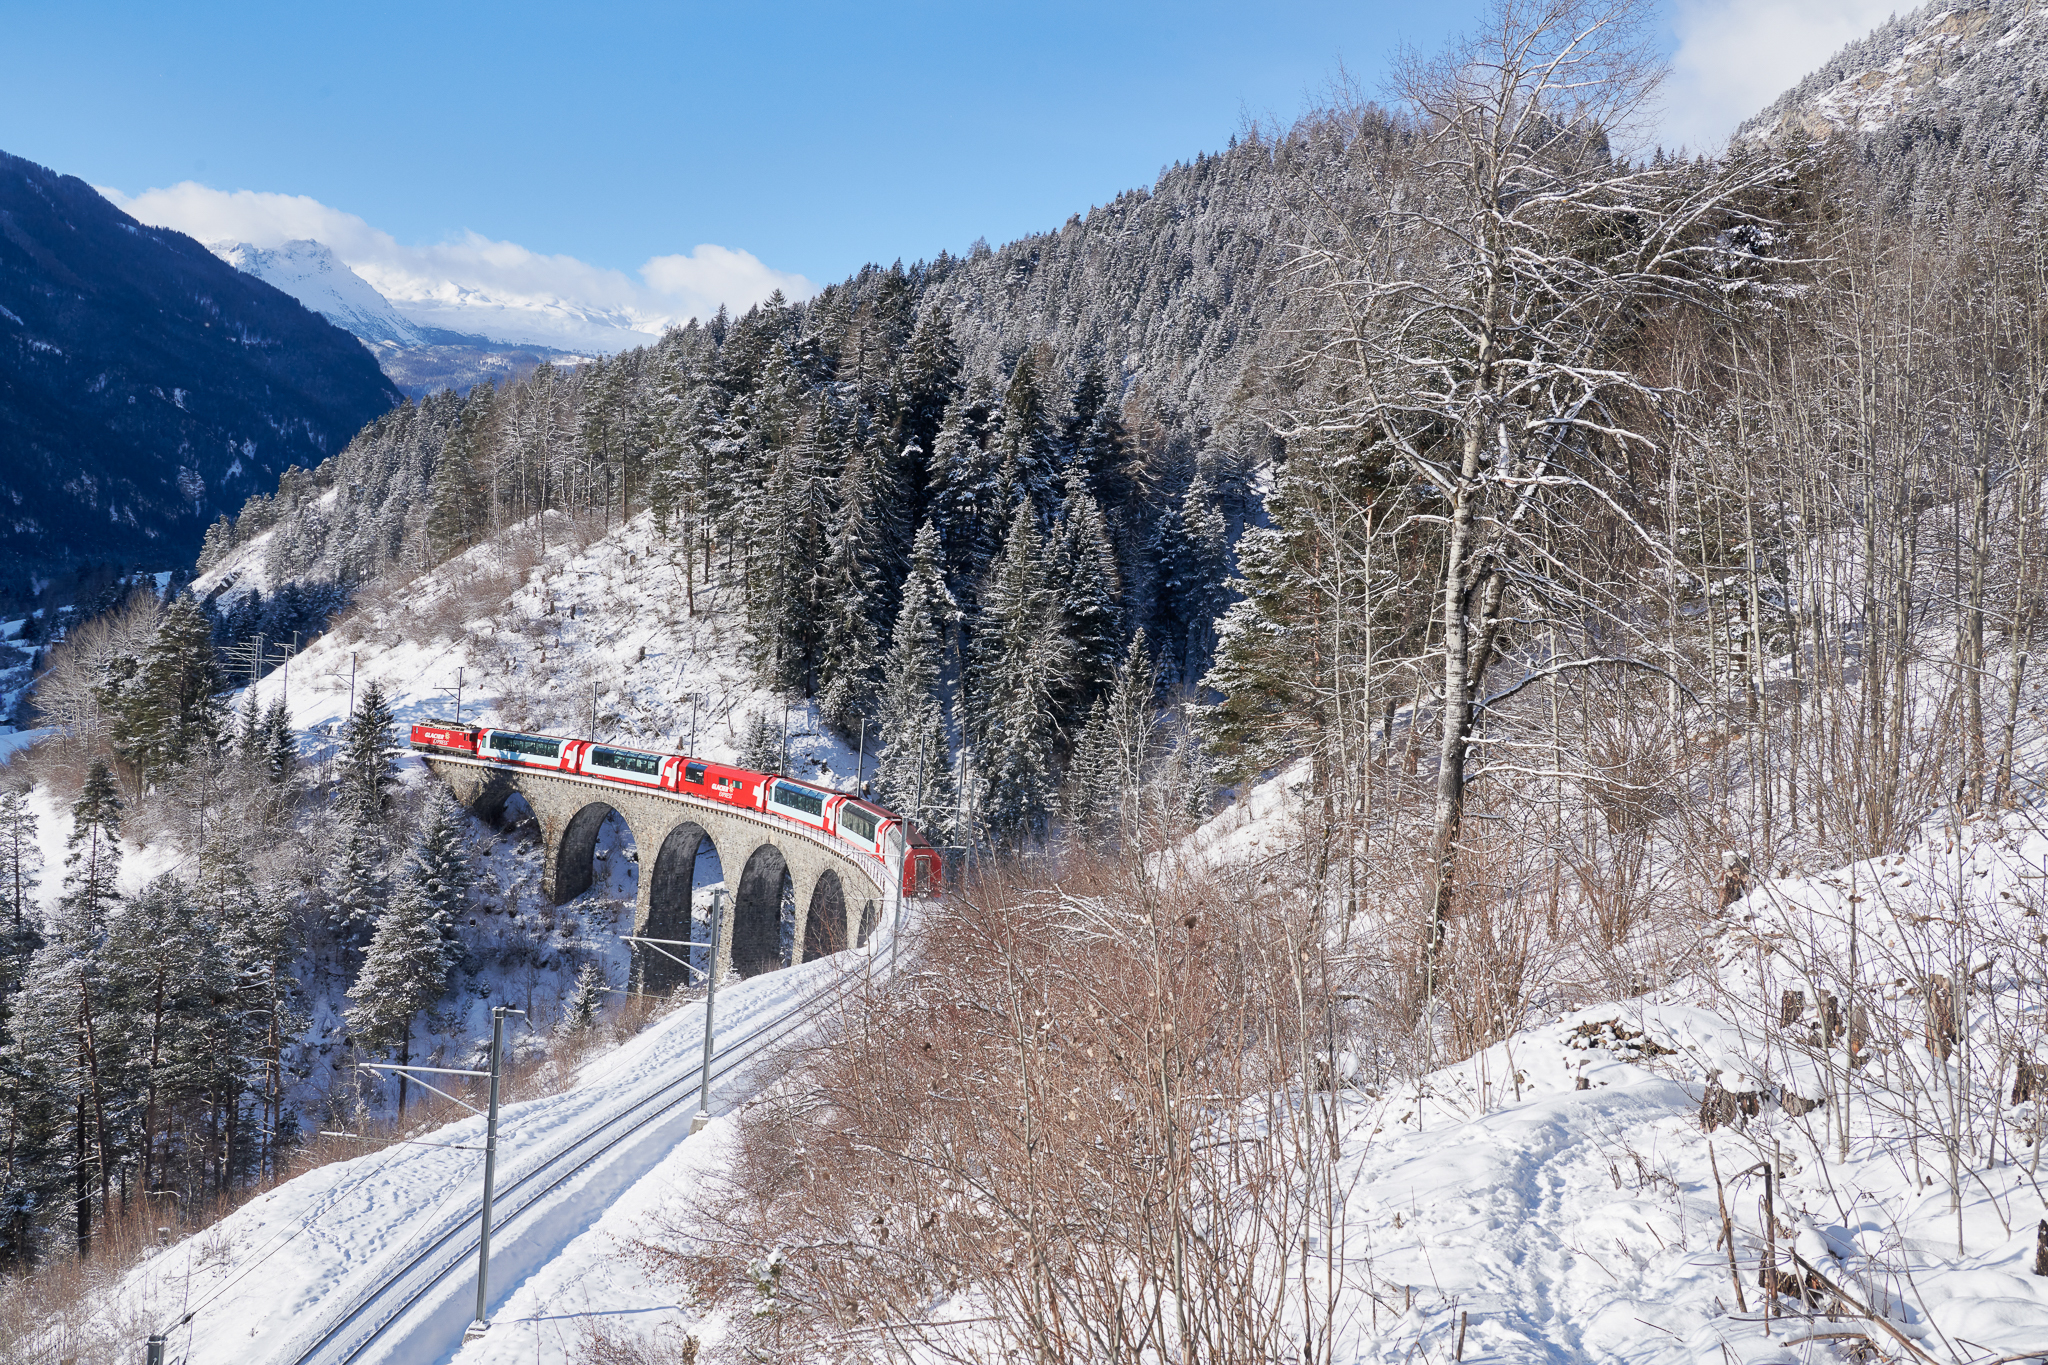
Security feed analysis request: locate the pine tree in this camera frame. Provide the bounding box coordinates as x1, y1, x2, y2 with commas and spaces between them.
928, 379, 998, 595
970, 507, 1068, 845
560, 961, 607, 1036
106, 875, 236, 1198
816, 439, 885, 736
875, 522, 956, 836
62, 764, 122, 940
236, 687, 264, 761
739, 711, 785, 773
263, 698, 297, 785
425, 389, 491, 559
0, 787, 40, 933
402, 792, 474, 948
331, 816, 387, 950
109, 596, 224, 789
1153, 469, 1230, 683
1069, 631, 1158, 840
989, 349, 1060, 526
1060, 362, 1113, 470
12, 763, 128, 1258
207, 839, 302, 1185
1048, 479, 1123, 729
345, 872, 454, 1121
337, 681, 396, 820
898, 309, 962, 502
1067, 698, 1117, 835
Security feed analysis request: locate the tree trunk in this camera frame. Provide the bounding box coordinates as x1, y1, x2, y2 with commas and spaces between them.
1422, 409, 1507, 989
74, 1095, 90, 1260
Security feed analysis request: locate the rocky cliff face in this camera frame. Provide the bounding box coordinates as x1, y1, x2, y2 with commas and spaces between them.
1739, 2, 2048, 214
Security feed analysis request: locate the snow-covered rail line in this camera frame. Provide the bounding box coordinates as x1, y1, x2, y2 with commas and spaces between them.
259, 953, 876, 1365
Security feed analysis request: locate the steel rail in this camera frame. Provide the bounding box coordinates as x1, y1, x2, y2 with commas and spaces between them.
272, 957, 878, 1365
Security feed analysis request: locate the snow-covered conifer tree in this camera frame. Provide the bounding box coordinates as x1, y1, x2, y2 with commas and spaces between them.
337, 681, 396, 820
988, 348, 1060, 526
0, 786, 40, 934
739, 711, 785, 773
330, 816, 388, 951
874, 522, 955, 835
7, 762, 127, 1257
970, 507, 1068, 844
402, 791, 475, 948
817, 439, 885, 735
1153, 469, 1230, 682
1049, 478, 1124, 728
262, 698, 296, 785
560, 960, 607, 1036
345, 868, 455, 1119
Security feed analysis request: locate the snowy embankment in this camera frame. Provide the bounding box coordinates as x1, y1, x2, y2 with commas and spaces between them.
1166, 785, 2048, 1363
104, 944, 873, 1364
200, 509, 868, 787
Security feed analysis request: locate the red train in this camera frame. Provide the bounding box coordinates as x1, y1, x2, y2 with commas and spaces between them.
407, 720, 942, 897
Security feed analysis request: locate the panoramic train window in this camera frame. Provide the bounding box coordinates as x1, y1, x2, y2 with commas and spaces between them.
771, 781, 825, 818
839, 805, 877, 842
591, 746, 661, 776
490, 733, 561, 759
684, 762, 707, 784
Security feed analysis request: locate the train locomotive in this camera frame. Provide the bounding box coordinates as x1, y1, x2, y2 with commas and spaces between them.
407, 719, 942, 897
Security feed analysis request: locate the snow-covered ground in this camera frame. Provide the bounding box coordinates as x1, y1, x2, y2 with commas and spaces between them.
40, 502, 2048, 1363
105, 943, 879, 1365
207, 510, 871, 791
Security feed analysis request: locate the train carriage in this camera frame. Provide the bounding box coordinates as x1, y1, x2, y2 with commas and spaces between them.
476, 728, 588, 773
763, 776, 835, 831
674, 756, 766, 809
409, 719, 481, 755
576, 742, 678, 791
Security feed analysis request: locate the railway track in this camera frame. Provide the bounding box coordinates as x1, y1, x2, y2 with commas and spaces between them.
266, 951, 880, 1365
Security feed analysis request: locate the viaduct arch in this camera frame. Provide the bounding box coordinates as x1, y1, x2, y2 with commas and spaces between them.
422, 756, 891, 989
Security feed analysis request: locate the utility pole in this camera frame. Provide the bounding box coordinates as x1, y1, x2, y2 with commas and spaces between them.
854, 715, 866, 793
437, 666, 466, 725
692, 888, 725, 1134
337, 1007, 521, 1343
466, 1005, 517, 1340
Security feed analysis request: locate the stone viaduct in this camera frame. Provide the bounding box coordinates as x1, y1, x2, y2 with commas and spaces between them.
422, 756, 895, 991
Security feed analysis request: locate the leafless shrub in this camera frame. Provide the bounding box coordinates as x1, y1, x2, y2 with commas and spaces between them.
647, 850, 1363, 1364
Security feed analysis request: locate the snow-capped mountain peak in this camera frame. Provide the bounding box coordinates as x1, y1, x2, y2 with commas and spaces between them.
210, 238, 426, 348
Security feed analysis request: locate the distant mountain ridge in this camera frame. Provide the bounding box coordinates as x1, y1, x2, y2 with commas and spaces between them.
211, 238, 428, 347
206, 236, 596, 399
0, 148, 399, 604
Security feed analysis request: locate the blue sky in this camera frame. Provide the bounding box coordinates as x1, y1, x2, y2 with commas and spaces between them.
7, 0, 1495, 280
2, 0, 1901, 335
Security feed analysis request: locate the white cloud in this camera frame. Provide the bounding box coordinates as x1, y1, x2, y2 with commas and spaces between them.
1656, 0, 1903, 154
97, 182, 813, 352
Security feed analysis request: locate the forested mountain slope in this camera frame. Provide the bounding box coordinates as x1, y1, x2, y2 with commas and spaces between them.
186, 109, 1398, 840
1739, 0, 2048, 215
0, 149, 399, 607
